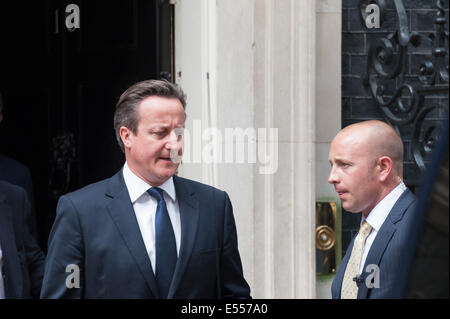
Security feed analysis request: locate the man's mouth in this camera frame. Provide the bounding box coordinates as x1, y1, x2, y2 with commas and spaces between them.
336, 190, 348, 198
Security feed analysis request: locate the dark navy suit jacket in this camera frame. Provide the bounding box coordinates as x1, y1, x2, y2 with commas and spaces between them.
40, 171, 251, 298
331, 189, 417, 299
0, 180, 45, 298
0, 155, 38, 239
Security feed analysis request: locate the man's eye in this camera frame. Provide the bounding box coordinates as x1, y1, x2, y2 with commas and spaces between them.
154, 131, 166, 136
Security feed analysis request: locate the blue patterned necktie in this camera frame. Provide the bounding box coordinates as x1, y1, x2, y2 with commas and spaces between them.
147, 187, 177, 298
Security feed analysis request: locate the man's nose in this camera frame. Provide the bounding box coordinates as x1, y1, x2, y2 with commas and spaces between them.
328, 166, 338, 184
165, 130, 182, 149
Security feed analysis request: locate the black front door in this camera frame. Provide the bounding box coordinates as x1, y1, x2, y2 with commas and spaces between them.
0, 0, 173, 249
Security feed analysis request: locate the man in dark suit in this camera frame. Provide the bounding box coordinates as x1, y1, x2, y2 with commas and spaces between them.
0, 92, 38, 240
41, 80, 251, 298
0, 155, 38, 239
328, 120, 417, 299
0, 180, 45, 298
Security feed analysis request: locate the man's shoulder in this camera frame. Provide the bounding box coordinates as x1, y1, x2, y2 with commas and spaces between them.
0, 155, 30, 177
0, 179, 27, 200
174, 175, 227, 195
386, 187, 418, 228
62, 171, 122, 202
0, 181, 27, 223
0, 154, 28, 169
399, 188, 418, 211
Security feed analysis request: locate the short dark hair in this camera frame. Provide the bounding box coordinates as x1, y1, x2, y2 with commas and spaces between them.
113, 79, 186, 152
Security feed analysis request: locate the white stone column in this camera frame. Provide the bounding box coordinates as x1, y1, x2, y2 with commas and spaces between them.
315, 0, 342, 299
174, 0, 256, 294
175, 0, 320, 298
316, 0, 342, 198
253, 0, 317, 298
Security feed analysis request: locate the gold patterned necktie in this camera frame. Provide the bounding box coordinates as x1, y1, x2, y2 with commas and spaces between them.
341, 220, 373, 299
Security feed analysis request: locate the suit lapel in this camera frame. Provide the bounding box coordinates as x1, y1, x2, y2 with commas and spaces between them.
358, 189, 416, 298
168, 176, 199, 298
0, 192, 22, 298
357, 220, 396, 298
105, 172, 160, 298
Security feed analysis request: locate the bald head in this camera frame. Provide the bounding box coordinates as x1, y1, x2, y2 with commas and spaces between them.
337, 120, 403, 177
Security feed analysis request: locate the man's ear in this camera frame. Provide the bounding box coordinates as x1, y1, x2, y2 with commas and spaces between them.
120, 126, 133, 149
377, 156, 393, 182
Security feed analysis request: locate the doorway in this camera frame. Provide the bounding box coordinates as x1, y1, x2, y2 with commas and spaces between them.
0, 0, 174, 250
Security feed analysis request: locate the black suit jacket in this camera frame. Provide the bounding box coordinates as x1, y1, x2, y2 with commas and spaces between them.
41, 171, 251, 298
0, 180, 45, 298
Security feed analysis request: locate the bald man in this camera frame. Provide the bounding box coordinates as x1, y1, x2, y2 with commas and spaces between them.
329, 120, 417, 299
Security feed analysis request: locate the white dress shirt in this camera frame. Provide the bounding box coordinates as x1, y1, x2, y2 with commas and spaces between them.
359, 181, 407, 274
0, 244, 5, 299
122, 163, 181, 275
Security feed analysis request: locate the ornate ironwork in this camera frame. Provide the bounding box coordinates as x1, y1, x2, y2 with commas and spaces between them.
48, 131, 76, 199
360, 0, 449, 172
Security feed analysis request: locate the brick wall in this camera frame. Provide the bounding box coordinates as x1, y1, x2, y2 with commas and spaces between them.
341, 0, 449, 254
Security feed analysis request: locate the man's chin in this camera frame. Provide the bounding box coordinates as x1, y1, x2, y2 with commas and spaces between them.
146, 170, 176, 186
157, 166, 178, 178
342, 203, 357, 213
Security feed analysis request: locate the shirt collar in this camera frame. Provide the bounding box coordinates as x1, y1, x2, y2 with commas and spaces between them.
363, 181, 407, 231
122, 162, 176, 203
